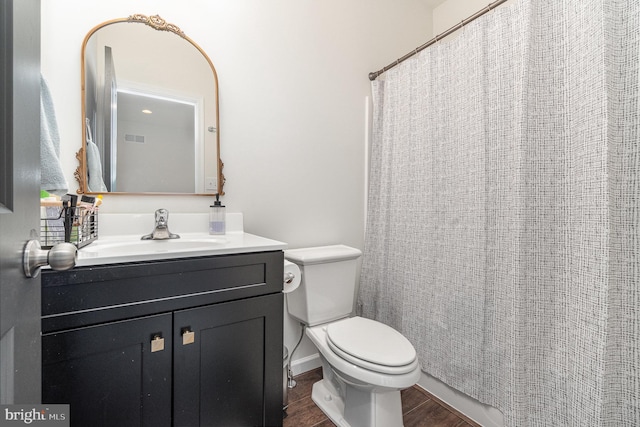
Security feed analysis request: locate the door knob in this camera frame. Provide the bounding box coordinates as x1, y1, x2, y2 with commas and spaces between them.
23, 240, 77, 278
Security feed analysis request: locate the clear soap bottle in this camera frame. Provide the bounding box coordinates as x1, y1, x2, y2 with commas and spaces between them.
209, 194, 225, 235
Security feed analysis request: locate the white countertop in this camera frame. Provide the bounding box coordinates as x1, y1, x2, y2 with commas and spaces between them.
71, 212, 287, 267
76, 231, 287, 267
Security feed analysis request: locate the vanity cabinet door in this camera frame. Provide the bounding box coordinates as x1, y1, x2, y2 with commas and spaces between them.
42, 313, 173, 427
173, 293, 284, 427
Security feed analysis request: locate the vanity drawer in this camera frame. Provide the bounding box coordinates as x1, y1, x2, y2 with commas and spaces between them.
42, 251, 283, 333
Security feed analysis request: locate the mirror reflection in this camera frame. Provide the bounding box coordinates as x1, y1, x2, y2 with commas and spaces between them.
77, 14, 224, 195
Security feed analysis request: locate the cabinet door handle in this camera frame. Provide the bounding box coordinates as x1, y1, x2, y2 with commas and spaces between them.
182, 328, 195, 345
151, 334, 165, 352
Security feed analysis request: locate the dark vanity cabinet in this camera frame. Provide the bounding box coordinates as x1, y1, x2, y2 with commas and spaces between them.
41, 251, 284, 427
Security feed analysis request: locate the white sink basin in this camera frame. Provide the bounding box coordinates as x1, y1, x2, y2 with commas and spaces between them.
75, 232, 287, 266
81, 237, 227, 256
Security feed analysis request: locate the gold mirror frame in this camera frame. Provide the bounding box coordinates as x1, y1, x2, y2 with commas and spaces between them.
76, 14, 225, 195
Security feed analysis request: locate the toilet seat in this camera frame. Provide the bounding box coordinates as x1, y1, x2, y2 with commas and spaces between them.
326, 317, 418, 375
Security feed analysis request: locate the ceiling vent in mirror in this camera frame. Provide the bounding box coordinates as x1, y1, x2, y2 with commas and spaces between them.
125, 134, 146, 144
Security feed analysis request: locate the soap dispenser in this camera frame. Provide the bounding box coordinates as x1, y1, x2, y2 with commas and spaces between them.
209, 194, 226, 235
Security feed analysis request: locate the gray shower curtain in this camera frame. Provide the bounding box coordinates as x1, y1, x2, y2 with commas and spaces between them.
358, 0, 639, 425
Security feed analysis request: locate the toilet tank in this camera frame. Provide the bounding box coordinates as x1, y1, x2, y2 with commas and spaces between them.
284, 245, 362, 327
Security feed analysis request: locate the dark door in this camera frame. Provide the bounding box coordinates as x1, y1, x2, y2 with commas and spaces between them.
42, 314, 173, 427
0, 0, 42, 404
173, 293, 284, 427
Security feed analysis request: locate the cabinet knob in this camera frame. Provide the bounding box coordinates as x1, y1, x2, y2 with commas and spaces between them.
182, 328, 195, 345
151, 335, 165, 352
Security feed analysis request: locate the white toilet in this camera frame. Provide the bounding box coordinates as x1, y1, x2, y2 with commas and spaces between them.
285, 245, 421, 427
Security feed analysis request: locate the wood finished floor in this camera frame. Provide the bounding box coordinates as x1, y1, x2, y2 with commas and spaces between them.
283, 368, 480, 427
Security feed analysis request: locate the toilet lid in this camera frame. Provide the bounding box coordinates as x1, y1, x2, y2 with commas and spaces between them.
326, 317, 417, 373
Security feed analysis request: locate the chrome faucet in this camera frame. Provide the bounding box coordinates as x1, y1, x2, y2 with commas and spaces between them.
141, 208, 180, 240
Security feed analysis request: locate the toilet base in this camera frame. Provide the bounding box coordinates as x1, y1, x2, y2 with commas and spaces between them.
311, 379, 405, 427
311, 380, 347, 426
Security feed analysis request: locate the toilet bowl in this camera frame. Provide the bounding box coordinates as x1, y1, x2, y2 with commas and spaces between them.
285, 245, 421, 427
306, 317, 421, 427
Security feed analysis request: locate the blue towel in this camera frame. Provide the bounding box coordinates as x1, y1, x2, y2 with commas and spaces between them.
40, 76, 69, 196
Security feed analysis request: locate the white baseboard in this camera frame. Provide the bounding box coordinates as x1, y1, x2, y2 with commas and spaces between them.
290, 353, 321, 376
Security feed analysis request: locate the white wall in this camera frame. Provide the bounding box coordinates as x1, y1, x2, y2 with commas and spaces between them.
41, 0, 432, 247
41, 0, 434, 383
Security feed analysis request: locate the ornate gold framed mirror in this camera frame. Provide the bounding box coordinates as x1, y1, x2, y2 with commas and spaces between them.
77, 14, 225, 195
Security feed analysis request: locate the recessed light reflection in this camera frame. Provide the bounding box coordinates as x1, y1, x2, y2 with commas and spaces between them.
142, 109, 153, 114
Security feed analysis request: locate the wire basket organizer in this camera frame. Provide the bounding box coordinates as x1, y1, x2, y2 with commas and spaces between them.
40, 205, 98, 249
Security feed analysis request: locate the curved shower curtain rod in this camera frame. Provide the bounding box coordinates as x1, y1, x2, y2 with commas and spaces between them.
368, 0, 510, 81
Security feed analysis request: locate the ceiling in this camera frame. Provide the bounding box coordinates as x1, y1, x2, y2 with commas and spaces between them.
117, 91, 195, 131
